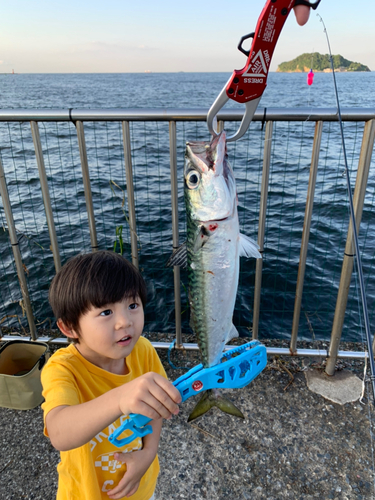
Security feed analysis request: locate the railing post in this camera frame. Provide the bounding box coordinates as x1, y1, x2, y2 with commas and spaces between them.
30, 121, 61, 272
326, 119, 375, 375
169, 121, 182, 348
252, 121, 273, 339
75, 120, 99, 253
0, 156, 37, 340
122, 121, 139, 268
290, 121, 323, 352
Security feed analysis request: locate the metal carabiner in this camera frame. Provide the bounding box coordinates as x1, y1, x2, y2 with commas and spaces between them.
207, 84, 261, 142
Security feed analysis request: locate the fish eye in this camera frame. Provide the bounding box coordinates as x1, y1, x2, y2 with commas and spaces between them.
186, 170, 200, 189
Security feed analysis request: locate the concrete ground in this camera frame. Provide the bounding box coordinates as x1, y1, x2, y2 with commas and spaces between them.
0, 337, 374, 500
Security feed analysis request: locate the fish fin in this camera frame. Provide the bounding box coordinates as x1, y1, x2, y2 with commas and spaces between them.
226, 323, 239, 343
187, 389, 245, 422
239, 233, 262, 259
193, 226, 210, 252
166, 243, 187, 268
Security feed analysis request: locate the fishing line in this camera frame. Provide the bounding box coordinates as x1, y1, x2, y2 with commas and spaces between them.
348, 130, 375, 498
167, 339, 190, 371
317, 12, 375, 402
317, 12, 375, 495
264, 44, 316, 146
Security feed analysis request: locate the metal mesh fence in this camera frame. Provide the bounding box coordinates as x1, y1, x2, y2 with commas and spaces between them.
0, 113, 374, 344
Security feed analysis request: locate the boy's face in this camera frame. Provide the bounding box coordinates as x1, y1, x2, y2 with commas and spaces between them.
67, 296, 144, 374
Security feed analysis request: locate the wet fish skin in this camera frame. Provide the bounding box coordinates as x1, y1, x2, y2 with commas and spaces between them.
182, 131, 261, 420
184, 131, 260, 368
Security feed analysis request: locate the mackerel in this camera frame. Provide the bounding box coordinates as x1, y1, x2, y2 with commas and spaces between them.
169, 131, 261, 420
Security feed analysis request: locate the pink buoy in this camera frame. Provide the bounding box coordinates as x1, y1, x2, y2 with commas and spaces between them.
307, 69, 314, 86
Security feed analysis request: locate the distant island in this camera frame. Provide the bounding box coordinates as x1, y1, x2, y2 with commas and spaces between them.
277, 52, 370, 72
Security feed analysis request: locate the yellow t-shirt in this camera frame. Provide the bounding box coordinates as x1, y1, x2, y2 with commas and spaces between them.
41, 337, 167, 500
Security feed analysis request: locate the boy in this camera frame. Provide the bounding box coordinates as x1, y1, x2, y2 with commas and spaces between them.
41, 250, 181, 500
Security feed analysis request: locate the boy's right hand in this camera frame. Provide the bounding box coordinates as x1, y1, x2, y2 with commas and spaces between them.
118, 372, 181, 420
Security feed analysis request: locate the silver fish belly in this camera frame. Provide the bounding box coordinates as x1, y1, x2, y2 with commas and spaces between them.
187, 214, 240, 367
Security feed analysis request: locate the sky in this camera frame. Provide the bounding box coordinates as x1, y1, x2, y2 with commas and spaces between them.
0, 0, 374, 73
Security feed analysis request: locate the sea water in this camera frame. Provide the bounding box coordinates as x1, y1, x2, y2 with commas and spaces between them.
0, 72, 374, 342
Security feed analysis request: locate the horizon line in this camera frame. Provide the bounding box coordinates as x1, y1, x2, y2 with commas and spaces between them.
0, 70, 372, 75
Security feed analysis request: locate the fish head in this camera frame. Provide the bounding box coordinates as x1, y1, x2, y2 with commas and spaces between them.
184, 131, 236, 222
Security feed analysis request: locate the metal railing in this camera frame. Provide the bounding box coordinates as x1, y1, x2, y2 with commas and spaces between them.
0, 107, 374, 376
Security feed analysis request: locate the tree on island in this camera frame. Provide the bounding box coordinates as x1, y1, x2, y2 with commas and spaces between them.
277, 52, 370, 72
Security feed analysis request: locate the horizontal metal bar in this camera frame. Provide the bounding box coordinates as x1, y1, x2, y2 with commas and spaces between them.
151, 342, 369, 359
0, 336, 369, 359
0, 108, 374, 122
0, 109, 72, 121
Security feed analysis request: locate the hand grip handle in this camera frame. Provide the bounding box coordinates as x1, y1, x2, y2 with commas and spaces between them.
226, 0, 294, 104
108, 414, 153, 448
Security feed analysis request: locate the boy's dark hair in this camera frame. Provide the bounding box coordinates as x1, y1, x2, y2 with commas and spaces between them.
49, 251, 147, 343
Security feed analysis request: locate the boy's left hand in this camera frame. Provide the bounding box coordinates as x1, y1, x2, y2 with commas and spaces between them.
107, 448, 155, 499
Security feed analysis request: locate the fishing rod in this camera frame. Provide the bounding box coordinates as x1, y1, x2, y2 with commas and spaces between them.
317, 14, 375, 405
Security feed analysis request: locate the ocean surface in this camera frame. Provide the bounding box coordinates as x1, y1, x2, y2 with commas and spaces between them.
0, 71, 374, 342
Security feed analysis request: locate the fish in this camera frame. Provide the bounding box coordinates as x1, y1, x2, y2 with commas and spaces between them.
168, 131, 261, 421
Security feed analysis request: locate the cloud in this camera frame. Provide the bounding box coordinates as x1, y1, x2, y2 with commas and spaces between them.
0, 61, 3, 64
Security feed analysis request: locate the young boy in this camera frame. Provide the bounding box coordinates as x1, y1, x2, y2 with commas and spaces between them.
41, 250, 181, 500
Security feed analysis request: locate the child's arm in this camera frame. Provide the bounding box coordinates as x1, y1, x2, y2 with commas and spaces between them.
106, 418, 163, 499
46, 372, 181, 452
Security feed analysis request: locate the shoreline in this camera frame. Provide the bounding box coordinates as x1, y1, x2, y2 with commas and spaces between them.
276, 69, 371, 73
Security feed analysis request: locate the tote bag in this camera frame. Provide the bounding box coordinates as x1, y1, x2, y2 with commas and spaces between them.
0, 340, 50, 410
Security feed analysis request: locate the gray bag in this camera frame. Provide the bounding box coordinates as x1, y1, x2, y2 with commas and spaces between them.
0, 340, 50, 410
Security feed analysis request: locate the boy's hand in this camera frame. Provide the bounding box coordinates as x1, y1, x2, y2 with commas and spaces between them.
119, 372, 181, 420
106, 448, 154, 499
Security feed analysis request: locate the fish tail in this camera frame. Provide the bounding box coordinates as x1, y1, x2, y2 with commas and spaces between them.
187, 389, 245, 422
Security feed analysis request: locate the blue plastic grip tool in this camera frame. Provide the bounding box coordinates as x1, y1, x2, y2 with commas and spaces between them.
108, 340, 267, 448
